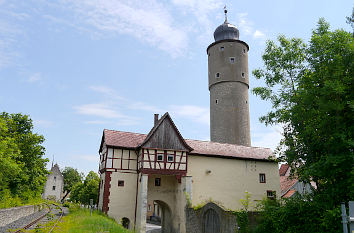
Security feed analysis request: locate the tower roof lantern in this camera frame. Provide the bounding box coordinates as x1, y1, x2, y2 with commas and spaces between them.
213, 7, 239, 41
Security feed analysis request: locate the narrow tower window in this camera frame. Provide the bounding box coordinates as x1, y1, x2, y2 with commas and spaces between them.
220, 46, 224, 51
230, 57, 235, 64
243, 48, 246, 54
215, 73, 220, 78
241, 72, 245, 78
215, 99, 218, 104
155, 178, 161, 186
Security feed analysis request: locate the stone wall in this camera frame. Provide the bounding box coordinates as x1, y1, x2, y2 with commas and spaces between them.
0, 204, 44, 227
185, 202, 237, 233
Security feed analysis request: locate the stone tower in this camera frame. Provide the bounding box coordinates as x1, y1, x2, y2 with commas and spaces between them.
207, 9, 251, 146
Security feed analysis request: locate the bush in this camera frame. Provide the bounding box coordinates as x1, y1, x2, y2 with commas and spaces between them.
254, 195, 342, 233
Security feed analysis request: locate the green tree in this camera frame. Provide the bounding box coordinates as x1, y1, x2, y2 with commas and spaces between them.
253, 19, 354, 232
0, 112, 48, 201
61, 167, 83, 202
69, 171, 99, 205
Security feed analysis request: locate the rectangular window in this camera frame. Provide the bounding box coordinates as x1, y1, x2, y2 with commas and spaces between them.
54, 176, 56, 181
167, 154, 174, 162
118, 180, 124, 187
148, 205, 152, 212
230, 57, 235, 64
52, 186, 56, 191
267, 190, 275, 199
157, 154, 164, 161
259, 173, 266, 183
220, 46, 224, 51
155, 178, 161, 186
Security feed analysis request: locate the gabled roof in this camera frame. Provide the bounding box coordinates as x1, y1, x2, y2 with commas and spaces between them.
279, 164, 290, 176
283, 189, 296, 198
100, 130, 274, 161
280, 175, 298, 196
139, 112, 192, 151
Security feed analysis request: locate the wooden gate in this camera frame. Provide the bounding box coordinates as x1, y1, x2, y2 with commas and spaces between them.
203, 208, 221, 233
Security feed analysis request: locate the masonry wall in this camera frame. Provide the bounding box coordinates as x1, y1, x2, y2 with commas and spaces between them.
42, 170, 64, 201
0, 204, 45, 227
187, 155, 280, 210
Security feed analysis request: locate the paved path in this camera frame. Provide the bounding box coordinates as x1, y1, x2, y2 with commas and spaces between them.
146, 223, 161, 233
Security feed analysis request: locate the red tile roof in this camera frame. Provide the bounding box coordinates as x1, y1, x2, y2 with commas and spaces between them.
279, 164, 290, 176
283, 189, 296, 198
102, 129, 274, 161
280, 175, 298, 196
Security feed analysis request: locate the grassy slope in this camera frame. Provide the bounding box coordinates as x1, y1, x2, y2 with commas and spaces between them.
52, 206, 133, 233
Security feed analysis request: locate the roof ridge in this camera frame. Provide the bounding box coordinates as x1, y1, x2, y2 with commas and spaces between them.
185, 138, 271, 150
104, 129, 147, 136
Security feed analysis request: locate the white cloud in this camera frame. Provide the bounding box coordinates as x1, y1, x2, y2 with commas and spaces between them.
74, 103, 126, 119
169, 104, 209, 125
0, 18, 21, 68
253, 30, 265, 39
33, 119, 54, 128
237, 13, 266, 40
81, 85, 209, 126
59, 0, 189, 57
252, 125, 283, 150
28, 72, 42, 83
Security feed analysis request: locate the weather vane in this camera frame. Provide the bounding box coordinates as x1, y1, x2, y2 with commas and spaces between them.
224, 5, 228, 23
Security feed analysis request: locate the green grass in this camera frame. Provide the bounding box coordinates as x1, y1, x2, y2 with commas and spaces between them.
52, 205, 133, 233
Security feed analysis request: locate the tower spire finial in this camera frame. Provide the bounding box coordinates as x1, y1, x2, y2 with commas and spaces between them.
224, 5, 228, 23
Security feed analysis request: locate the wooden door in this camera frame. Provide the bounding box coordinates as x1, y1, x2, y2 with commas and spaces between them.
203, 209, 221, 233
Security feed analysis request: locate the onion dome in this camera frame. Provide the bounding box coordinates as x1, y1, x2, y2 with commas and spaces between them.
213, 8, 239, 41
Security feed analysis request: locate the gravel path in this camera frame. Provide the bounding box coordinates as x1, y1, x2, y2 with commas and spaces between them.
0, 208, 48, 233
146, 223, 161, 233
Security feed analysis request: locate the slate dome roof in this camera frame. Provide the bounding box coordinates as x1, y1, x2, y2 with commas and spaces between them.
213, 21, 239, 41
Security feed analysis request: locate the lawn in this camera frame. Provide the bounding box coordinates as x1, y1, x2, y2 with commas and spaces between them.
52, 205, 133, 233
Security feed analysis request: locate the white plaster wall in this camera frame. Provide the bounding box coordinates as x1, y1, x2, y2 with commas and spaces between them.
43, 172, 64, 201
187, 155, 280, 210
98, 172, 106, 211
108, 171, 138, 229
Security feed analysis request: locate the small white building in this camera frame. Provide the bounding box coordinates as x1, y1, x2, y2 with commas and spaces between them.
42, 164, 64, 201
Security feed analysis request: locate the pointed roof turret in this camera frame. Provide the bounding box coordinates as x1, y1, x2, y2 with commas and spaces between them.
213, 7, 239, 41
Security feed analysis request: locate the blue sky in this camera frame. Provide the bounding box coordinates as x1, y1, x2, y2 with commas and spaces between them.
0, 0, 352, 174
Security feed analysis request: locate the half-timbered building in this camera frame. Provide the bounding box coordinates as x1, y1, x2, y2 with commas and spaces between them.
98, 113, 280, 232
97, 11, 280, 233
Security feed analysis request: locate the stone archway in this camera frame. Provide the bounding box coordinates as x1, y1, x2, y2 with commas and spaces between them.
155, 200, 173, 233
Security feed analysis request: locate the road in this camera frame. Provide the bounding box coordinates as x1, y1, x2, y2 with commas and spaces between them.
146, 223, 161, 233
